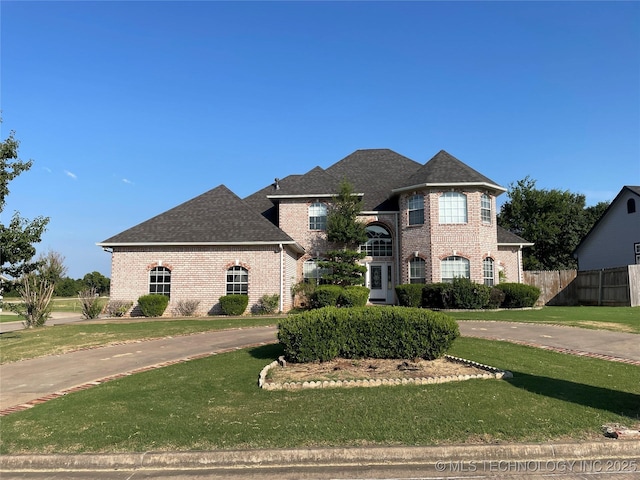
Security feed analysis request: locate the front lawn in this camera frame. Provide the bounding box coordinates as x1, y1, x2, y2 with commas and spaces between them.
447, 306, 640, 333
1, 337, 638, 454
0, 317, 279, 363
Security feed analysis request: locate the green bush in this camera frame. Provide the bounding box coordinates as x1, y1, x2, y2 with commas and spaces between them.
495, 283, 541, 308
137, 294, 169, 317
422, 283, 452, 309
78, 288, 103, 319
487, 287, 506, 309
311, 285, 343, 308
339, 286, 369, 307
278, 306, 460, 363
254, 294, 280, 314
219, 294, 249, 315
449, 278, 491, 309
395, 284, 423, 307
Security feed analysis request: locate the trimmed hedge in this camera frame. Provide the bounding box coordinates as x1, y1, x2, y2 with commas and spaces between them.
137, 294, 169, 317
278, 306, 460, 363
395, 284, 423, 307
311, 285, 343, 308
219, 294, 249, 315
495, 283, 541, 308
422, 283, 451, 309
449, 278, 491, 309
340, 286, 370, 307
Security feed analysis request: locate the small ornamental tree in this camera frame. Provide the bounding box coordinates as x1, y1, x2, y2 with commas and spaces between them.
320, 180, 368, 287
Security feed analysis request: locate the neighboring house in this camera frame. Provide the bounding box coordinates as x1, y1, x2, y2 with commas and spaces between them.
99, 149, 531, 314
573, 186, 640, 271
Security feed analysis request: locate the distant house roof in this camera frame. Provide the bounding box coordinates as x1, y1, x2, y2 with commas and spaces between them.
99, 185, 302, 250
393, 150, 506, 194
497, 225, 534, 246
573, 185, 640, 256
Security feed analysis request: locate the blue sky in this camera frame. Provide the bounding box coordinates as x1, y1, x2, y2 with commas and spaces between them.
2, 1, 639, 279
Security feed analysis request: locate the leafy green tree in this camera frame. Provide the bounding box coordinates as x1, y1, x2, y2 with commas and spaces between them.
0, 128, 49, 278
320, 180, 368, 287
54, 277, 84, 297
82, 271, 110, 295
498, 176, 609, 270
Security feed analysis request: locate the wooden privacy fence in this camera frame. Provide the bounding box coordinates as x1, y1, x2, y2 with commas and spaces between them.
524, 265, 640, 307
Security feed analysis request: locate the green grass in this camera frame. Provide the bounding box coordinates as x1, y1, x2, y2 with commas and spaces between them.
447, 306, 640, 333
1, 337, 638, 454
0, 297, 87, 322
0, 318, 278, 363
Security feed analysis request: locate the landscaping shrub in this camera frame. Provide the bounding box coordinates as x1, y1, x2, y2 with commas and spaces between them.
219, 294, 249, 315
395, 284, 423, 307
311, 285, 343, 308
339, 286, 369, 307
278, 306, 460, 363
254, 294, 280, 314
78, 288, 103, 319
422, 283, 451, 309
173, 299, 201, 317
495, 283, 541, 308
105, 300, 133, 317
487, 287, 506, 309
449, 278, 491, 309
137, 294, 170, 317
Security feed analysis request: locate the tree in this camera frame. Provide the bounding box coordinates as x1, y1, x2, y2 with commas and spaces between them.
82, 271, 110, 295
319, 180, 368, 286
0, 128, 49, 278
38, 250, 68, 286
498, 176, 610, 270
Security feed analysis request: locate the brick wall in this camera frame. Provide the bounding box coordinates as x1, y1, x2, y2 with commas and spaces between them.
110, 245, 293, 316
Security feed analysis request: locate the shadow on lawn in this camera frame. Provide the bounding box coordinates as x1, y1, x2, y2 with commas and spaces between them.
249, 343, 283, 360
506, 371, 640, 418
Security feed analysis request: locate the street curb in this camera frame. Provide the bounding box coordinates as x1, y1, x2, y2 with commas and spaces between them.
1, 441, 638, 471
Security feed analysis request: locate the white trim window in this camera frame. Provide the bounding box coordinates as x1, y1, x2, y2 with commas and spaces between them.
226, 266, 248, 295
439, 192, 468, 224
361, 225, 393, 257
481, 194, 492, 224
483, 257, 495, 286
149, 266, 171, 296
441, 256, 470, 283
408, 194, 424, 226
309, 202, 327, 230
303, 258, 329, 285
409, 257, 426, 284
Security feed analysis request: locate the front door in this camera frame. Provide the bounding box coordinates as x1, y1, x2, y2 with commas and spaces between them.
367, 262, 393, 303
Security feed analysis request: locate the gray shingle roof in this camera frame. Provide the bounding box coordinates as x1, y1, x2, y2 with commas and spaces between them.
99, 185, 297, 246
497, 225, 533, 245
397, 150, 505, 193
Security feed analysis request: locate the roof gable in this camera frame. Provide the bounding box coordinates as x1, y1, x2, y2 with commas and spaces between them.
325, 149, 422, 210
396, 150, 505, 193
99, 185, 296, 246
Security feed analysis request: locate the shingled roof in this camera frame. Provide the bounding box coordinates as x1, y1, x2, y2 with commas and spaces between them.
394, 150, 505, 194
497, 225, 534, 246
99, 185, 299, 247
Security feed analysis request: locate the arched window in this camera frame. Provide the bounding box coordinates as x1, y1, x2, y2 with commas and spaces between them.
483, 257, 495, 286
628, 198, 636, 214
441, 256, 470, 283
226, 266, 248, 295
361, 225, 393, 257
409, 257, 426, 284
149, 266, 171, 296
439, 192, 468, 224
407, 194, 424, 225
309, 202, 327, 230
303, 258, 330, 285
481, 194, 492, 224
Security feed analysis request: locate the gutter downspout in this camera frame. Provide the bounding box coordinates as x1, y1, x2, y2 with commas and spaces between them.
279, 244, 284, 312
518, 246, 523, 283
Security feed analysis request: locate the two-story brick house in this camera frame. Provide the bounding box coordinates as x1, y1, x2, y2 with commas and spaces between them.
99, 149, 531, 314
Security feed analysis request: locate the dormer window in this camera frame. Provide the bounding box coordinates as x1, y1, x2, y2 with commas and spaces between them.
309, 202, 327, 230
440, 192, 468, 224
408, 194, 424, 225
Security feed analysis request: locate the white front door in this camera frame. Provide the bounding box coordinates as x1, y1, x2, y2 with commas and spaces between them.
367, 262, 393, 303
